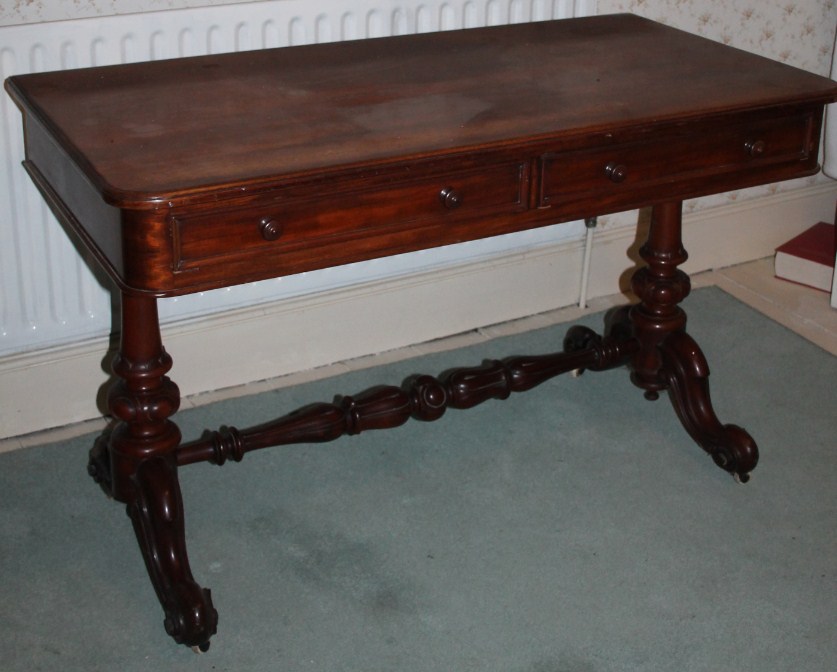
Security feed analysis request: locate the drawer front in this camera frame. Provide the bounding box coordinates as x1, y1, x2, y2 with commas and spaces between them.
538, 113, 813, 206
171, 161, 527, 270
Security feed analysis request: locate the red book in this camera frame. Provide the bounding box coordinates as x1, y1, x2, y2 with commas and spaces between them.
774, 222, 836, 292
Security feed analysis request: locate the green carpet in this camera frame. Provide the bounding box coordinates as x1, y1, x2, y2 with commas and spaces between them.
1, 287, 835, 671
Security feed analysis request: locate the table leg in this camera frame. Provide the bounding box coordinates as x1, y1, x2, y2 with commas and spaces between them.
84, 203, 756, 651
89, 292, 217, 649
629, 201, 759, 480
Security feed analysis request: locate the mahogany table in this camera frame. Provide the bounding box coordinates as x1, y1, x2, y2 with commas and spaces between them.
6, 14, 837, 652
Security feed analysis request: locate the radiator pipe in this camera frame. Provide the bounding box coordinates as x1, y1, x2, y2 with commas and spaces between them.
579, 216, 598, 309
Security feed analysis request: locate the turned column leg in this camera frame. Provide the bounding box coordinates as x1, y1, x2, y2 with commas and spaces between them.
92, 292, 217, 649
629, 201, 759, 480
629, 201, 691, 398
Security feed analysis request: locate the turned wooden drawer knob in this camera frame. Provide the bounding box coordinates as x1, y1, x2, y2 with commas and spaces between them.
439, 186, 463, 209
259, 217, 283, 241
745, 139, 766, 157
605, 162, 627, 183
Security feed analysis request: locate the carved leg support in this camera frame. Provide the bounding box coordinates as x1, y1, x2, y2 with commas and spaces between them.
91, 293, 217, 649
629, 201, 759, 480
129, 456, 217, 649
660, 331, 758, 481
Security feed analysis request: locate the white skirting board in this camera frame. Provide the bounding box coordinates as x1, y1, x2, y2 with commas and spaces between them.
2, 182, 836, 439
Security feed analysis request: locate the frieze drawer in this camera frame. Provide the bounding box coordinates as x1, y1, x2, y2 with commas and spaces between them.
171, 161, 527, 271
538, 113, 814, 207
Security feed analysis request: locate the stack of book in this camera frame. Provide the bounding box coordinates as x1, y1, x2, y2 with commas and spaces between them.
774, 222, 836, 292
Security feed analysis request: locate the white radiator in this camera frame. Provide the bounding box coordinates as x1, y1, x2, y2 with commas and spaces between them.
0, 0, 595, 357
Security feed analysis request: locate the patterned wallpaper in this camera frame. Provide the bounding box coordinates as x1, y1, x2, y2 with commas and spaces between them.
598, 0, 836, 76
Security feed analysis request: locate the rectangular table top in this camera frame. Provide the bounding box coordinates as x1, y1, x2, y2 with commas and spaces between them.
7, 14, 837, 208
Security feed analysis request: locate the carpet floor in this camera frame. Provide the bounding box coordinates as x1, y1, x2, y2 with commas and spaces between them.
1, 287, 835, 671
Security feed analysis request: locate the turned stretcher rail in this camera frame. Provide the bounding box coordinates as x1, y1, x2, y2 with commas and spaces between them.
176, 327, 639, 467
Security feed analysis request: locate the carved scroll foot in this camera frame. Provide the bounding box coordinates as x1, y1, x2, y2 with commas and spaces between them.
128, 455, 218, 649
624, 201, 758, 480
660, 331, 759, 482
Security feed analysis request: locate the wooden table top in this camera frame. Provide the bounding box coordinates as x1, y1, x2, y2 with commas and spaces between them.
7, 14, 837, 207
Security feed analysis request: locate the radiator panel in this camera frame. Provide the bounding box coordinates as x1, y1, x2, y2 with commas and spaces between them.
0, 0, 594, 356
